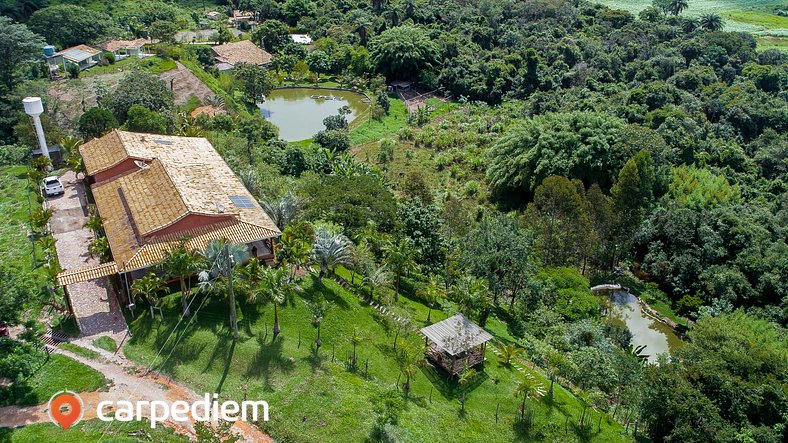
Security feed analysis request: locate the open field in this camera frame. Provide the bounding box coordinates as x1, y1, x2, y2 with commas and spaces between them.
123, 275, 631, 443
594, 0, 788, 39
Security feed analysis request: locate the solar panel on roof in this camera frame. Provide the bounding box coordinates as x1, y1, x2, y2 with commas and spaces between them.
153, 139, 172, 145
229, 195, 255, 208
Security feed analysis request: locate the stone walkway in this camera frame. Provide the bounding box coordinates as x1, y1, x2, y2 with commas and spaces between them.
50, 171, 129, 344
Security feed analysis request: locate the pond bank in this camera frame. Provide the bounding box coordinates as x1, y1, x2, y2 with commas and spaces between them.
260, 87, 370, 142
595, 286, 685, 363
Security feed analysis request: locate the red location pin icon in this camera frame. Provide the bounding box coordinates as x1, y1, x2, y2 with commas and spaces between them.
48, 391, 84, 429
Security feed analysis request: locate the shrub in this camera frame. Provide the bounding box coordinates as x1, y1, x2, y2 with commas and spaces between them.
125, 105, 168, 134
78, 107, 119, 139
0, 145, 30, 166
103, 52, 115, 64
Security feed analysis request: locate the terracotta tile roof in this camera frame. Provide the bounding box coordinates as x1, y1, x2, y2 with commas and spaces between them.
212, 40, 272, 66
80, 130, 281, 272
97, 39, 149, 52
56, 262, 119, 286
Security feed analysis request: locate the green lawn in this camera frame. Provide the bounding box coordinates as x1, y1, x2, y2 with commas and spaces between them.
92, 336, 117, 353
0, 418, 188, 443
0, 166, 38, 272
0, 354, 108, 407
594, 0, 788, 38
124, 274, 632, 443
349, 98, 409, 147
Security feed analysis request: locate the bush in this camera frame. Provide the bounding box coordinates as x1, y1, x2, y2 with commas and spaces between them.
125, 105, 168, 134
103, 52, 115, 64
0, 145, 30, 166
78, 107, 119, 139
66, 63, 80, 79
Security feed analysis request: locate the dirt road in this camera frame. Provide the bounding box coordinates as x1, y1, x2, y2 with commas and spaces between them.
0, 347, 272, 442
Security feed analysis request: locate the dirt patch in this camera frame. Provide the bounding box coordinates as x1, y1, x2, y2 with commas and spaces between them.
158, 61, 215, 105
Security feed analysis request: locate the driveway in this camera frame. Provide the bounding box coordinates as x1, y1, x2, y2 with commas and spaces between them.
50, 171, 129, 344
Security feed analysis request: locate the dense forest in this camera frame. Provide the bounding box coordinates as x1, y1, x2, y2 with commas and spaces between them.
0, 0, 786, 442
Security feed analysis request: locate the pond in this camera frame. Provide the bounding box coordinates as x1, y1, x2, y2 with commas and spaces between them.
259, 88, 369, 142
602, 290, 683, 364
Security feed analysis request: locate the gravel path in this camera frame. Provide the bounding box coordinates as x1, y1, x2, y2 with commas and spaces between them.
0, 347, 272, 442
50, 171, 129, 345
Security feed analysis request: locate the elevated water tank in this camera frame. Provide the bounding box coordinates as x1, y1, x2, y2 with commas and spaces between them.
43, 45, 56, 57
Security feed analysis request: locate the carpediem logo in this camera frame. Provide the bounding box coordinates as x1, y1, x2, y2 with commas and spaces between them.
48, 390, 84, 429
47, 391, 269, 429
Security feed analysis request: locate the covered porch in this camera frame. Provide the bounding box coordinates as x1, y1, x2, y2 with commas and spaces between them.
421, 314, 493, 376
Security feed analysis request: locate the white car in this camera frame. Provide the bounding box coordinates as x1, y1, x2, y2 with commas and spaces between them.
42, 176, 64, 197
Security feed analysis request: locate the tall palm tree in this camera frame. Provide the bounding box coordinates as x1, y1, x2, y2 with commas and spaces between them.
259, 193, 301, 230
668, 0, 688, 16
396, 340, 425, 398
133, 272, 166, 319
364, 264, 391, 299
417, 275, 444, 322
514, 376, 545, 424
699, 13, 724, 31
276, 223, 313, 278
252, 266, 299, 335
311, 224, 353, 279
543, 349, 568, 396
200, 239, 249, 340
385, 237, 418, 301
161, 240, 203, 318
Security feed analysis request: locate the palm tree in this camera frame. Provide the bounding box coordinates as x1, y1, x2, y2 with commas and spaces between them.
253, 266, 299, 335
385, 237, 418, 302
458, 365, 477, 411
350, 240, 373, 285
59, 136, 85, 178
669, 0, 688, 16
347, 326, 364, 368
308, 296, 327, 349
396, 340, 425, 398
311, 224, 353, 279
133, 272, 166, 319
699, 13, 724, 31
161, 240, 203, 318
199, 239, 249, 340
276, 223, 312, 279
259, 193, 301, 230
514, 376, 545, 424
496, 342, 524, 368
417, 275, 444, 322
364, 264, 391, 300
543, 349, 568, 396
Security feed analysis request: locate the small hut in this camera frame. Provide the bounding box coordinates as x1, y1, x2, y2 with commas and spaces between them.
420, 314, 493, 375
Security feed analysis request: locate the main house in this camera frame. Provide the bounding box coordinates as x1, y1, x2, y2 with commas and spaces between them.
212, 40, 272, 72
57, 130, 280, 288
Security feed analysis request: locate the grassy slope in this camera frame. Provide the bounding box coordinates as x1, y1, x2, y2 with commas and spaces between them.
1, 354, 108, 407
123, 275, 631, 443
0, 166, 38, 272
0, 419, 188, 443
594, 0, 788, 42
349, 98, 409, 147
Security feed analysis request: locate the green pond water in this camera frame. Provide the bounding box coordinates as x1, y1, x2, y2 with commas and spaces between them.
602, 290, 683, 364
259, 88, 369, 142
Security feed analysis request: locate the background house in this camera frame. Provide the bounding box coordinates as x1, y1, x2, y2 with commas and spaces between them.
97, 39, 151, 60
211, 40, 272, 72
